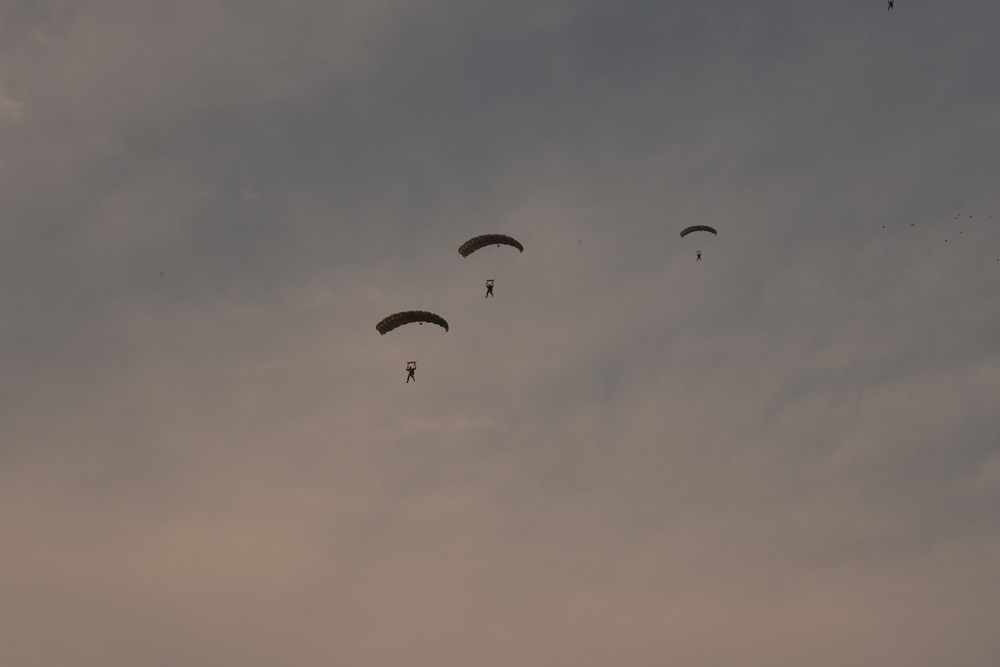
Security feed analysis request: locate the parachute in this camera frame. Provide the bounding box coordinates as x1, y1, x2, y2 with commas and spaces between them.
458, 234, 524, 257
679, 225, 718, 238
376, 311, 449, 336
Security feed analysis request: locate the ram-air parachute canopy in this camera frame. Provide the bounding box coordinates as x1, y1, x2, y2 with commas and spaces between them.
376, 311, 449, 336
458, 234, 524, 257
679, 225, 718, 238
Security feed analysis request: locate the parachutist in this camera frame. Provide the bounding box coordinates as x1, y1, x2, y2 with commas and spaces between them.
887, 0, 893, 9
459, 235, 522, 297
696, 251, 702, 262
406, 361, 416, 383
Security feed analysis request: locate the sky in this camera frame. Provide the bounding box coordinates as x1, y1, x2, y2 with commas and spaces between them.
2, 1, 999, 665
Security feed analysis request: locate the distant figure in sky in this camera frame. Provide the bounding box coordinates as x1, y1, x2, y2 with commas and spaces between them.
485, 279, 494, 298
887, 0, 893, 9
405, 361, 416, 383
696, 251, 703, 262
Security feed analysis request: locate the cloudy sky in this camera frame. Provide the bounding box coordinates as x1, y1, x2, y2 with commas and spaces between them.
2, 1, 999, 665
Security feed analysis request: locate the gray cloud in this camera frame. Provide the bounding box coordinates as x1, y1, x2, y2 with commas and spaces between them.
2, 1, 999, 665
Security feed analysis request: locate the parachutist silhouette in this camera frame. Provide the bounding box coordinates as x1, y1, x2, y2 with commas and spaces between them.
887, 0, 893, 9
681, 227, 716, 262
406, 361, 416, 383
485, 279, 494, 298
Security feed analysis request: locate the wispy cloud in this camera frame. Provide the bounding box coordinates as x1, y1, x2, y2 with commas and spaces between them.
0, 90, 24, 124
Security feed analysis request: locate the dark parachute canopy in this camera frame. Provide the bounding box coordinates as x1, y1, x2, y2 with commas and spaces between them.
458, 234, 524, 257
376, 311, 449, 336
679, 225, 718, 238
